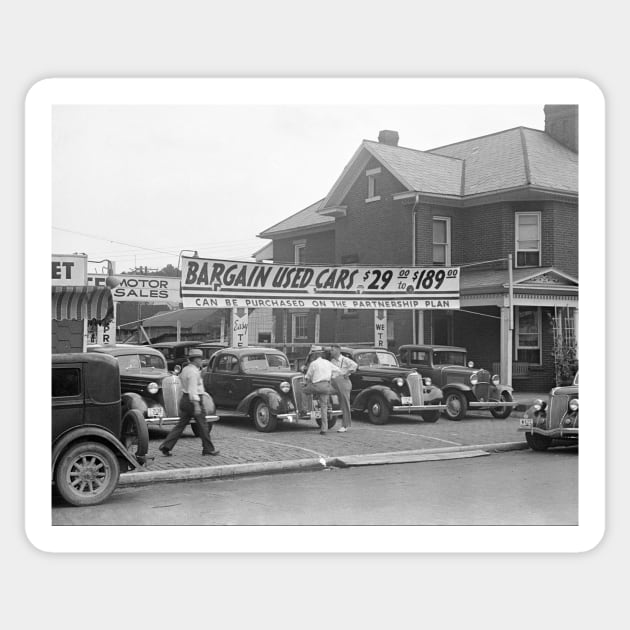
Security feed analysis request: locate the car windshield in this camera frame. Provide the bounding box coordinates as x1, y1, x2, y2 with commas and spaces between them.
116, 353, 167, 372
241, 353, 291, 372
354, 351, 398, 368
432, 351, 467, 366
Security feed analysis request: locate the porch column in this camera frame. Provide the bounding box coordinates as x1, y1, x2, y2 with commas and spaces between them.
500, 306, 513, 386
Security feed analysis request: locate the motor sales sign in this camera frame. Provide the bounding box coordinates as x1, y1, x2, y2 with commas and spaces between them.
181, 257, 460, 310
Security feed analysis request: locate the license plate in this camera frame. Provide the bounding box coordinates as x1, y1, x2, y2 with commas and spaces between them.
401, 396, 413, 405
519, 418, 532, 428
147, 407, 164, 418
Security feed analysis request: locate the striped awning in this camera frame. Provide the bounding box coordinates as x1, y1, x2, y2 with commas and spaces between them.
52, 286, 115, 324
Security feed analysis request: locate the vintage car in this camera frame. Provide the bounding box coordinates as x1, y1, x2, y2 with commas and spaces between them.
148, 341, 206, 372
397, 344, 516, 421
304, 346, 446, 424
52, 353, 145, 506
87, 344, 218, 432
519, 372, 579, 450
202, 346, 342, 432
195, 341, 229, 367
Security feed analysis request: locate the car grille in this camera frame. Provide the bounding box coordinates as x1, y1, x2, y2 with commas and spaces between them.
406, 372, 424, 405
548, 394, 578, 429
161, 375, 182, 418
473, 369, 490, 400
291, 375, 310, 415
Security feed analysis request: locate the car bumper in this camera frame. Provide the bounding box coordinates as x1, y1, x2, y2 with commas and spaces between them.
280, 410, 344, 423
144, 414, 220, 427
391, 404, 447, 413
469, 400, 518, 409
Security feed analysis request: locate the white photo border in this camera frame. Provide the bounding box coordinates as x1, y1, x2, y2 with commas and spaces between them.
26, 78, 605, 553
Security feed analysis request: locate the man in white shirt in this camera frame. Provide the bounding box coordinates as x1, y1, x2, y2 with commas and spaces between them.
304, 347, 335, 434
330, 344, 358, 432
159, 349, 219, 456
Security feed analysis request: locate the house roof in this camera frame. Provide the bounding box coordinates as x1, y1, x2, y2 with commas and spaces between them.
429, 127, 578, 195
257, 198, 334, 238
363, 140, 464, 196
120, 307, 219, 330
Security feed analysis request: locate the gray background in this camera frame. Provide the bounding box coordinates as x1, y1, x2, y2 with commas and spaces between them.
4, 1, 624, 628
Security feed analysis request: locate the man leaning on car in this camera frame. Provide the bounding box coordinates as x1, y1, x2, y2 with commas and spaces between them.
159, 349, 220, 457
304, 346, 335, 435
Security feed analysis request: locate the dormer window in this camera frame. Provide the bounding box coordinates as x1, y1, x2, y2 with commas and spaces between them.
365, 167, 381, 203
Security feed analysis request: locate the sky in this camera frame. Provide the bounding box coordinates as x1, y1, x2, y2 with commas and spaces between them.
52, 104, 545, 275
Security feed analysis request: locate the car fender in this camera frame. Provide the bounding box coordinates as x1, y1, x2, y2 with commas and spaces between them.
442, 383, 472, 396
352, 385, 399, 411
236, 388, 285, 415
121, 392, 149, 414
52, 426, 142, 477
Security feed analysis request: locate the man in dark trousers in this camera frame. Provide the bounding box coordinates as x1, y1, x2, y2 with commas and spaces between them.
159, 349, 219, 456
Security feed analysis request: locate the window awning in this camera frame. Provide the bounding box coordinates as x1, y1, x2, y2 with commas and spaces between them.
51, 286, 114, 324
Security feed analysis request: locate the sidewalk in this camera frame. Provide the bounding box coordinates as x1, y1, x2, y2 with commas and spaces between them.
120, 391, 547, 486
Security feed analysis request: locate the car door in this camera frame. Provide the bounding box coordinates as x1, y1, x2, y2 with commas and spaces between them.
51, 364, 84, 440
206, 353, 240, 408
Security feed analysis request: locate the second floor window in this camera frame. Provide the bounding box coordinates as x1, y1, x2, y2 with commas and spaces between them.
433, 217, 451, 265
293, 241, 305, 264
515, 212, 541, 267
292, 313, 308, 339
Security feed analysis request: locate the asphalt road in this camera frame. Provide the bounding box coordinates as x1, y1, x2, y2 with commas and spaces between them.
52, 448, 578, 526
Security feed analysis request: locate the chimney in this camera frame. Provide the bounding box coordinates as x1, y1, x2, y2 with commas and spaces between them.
378, 129, 399, 146
544, 104, 578, 152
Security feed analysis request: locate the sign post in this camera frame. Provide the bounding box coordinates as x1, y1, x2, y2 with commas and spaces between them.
374, 309, 387, 348
232, 307, 249, 347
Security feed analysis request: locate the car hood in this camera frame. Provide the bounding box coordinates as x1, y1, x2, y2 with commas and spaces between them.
357, 366, 417, 378
239, 370, 302, 380
551, 385, 579, 396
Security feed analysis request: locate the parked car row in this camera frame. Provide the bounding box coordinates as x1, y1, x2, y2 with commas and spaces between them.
52, 341, 572, 506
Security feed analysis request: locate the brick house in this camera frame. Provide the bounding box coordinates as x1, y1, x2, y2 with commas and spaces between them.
257, 105, 578, 391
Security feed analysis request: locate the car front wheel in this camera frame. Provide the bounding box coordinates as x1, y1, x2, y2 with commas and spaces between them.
490, 392, 513, 419
367, 395, 390, 425
525, 432, 551, 451
121, 409, 149, 460
420, 408, 441, 423
55, 441, 120, 506
252, 399, 278, 433
444, 391, 468, 421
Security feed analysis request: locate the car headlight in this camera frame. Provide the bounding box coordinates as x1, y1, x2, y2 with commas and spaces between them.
569, 398, 579, 411
279, 381, 291, 393
393, 377, 404, 387
423, 377, 432, 387
533, 398, 545, 412
492, 374, 500, 386
470, 373, 478, 386
147, 382, 159, 394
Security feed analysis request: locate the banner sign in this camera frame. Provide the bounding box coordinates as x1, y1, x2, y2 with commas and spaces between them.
88, 273, 181, 304
181, 257, 460, 310
52, 254, 87, 286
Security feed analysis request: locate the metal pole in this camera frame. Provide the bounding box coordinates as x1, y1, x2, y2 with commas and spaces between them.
507, 253, 514, 386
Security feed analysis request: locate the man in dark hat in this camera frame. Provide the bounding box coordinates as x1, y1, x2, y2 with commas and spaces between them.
159, 348, 219, 456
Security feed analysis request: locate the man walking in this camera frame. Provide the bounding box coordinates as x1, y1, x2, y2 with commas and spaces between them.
330, 344, 357, 432
159, 349, 219, 456
304, 346, 335, 434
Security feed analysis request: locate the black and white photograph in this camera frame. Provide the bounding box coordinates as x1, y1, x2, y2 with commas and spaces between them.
26, 78, 603, 553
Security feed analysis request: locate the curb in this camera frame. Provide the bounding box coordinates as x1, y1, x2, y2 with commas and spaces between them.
120, 440, 529, 487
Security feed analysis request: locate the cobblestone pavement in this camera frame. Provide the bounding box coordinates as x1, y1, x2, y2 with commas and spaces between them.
139, 392, 547, 473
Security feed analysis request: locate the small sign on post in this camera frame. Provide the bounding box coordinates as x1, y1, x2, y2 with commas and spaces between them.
232, 307, 249, 347
374, 309, 387, 348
